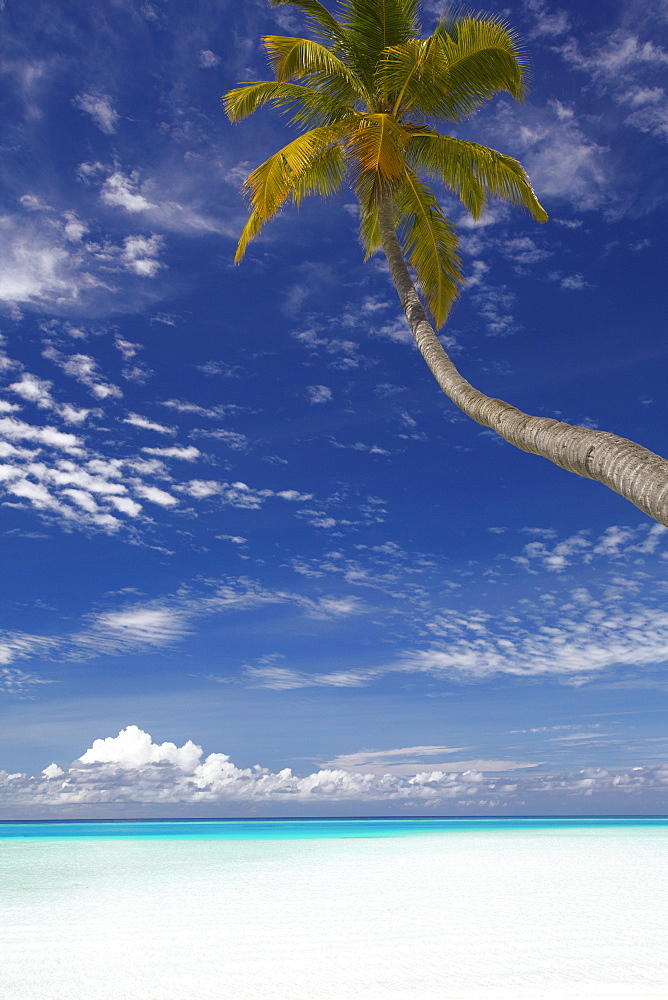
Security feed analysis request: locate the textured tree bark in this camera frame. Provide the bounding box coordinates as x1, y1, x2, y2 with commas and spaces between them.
377, 194, 668, 526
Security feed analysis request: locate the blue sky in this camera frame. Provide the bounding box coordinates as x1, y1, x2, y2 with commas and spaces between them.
0, 0, 667, 817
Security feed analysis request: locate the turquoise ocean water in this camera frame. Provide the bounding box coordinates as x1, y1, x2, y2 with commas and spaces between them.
2, 817, 667, 999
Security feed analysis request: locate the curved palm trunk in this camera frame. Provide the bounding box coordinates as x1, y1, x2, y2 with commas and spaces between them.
377, 196, 668, 526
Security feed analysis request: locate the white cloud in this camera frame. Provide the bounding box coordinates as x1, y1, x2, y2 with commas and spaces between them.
121, 234, 164, 277
113, 336, 141, 360
0, 219, 91, 308
244, 665, 373, 689
73, 92, 120, 134
90, 165, 227, 234
558, 28, 668, 146
484, 100, 609, 212
549, 271, 592, 290
292, 328, 360, 363
330, 440, 390, 455
74, 608, 191, 655
471, 284, 518, 336
7, 372, 54, 409
123, 413, 174, 434
0, 664, 52, 694
62, 213, 87, 243
392, 600, 668, 683
323, 749, 541, 777
0, 416, 85, 455
132, 484, 178, 506
141, 445, 200, 461
176, 480, 311, 508
0, 210, 167, 313
307, 384, 333, 404
198, 49, 221, 68
159, 399, 230, 418
43, 348, 123, 399
502, 237, 551, 266
196, 361, 243, 377
1, 726, 666, 811
101, 171, 156, 213
80, 726, 201, 769
524, 0, 570, 38
189, 428, 248, 450
18, 193, 53, 212
374, 315, 413, 344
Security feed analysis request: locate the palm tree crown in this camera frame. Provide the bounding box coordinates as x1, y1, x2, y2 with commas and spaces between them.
224, 0, 547, 327
222, 0, 668, 527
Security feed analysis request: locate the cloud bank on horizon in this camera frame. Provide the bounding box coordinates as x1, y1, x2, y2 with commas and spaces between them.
3, 726, 667, 817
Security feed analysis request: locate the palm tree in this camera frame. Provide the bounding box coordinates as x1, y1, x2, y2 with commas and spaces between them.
223, 0, 668, 526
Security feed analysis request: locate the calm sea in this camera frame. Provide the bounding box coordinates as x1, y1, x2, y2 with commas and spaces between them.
1, 817, 667, 999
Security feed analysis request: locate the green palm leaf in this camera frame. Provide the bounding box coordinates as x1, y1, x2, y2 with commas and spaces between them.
242, 124, 349, 219
264, 35, 369, 103
353, 172, 383, 258
234, 210, 266, 263
375, 38, 453, 117
224, 81, 354, 128
339, 0, 421, 59
290, 145, 347, 205
394, 171, 462, 325
267, 0, 349, 46
434, 16, 527, 120
408, 132, 548, 220
346, 113, 409, 183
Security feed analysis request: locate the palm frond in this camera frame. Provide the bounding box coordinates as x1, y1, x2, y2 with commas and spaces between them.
290, 144, 347, 205
394, 171, 462, 326
408, 132, 548, 220
353, 172, 383, 257
360, 205, 381, 257
224, 81, 354, 128
339, 0, 421, 57
242, 124, 348, 219
434, 15, 528, 120
267, 0, 349, 46
263, 35, 369, 103
234, 210, 265, 263
346, 113, 409, 184
375, 38, 452, 117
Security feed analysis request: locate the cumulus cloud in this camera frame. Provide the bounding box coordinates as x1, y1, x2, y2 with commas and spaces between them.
1, 726, 666, 813
79, 725, 201, 769
101, 171, 156, 213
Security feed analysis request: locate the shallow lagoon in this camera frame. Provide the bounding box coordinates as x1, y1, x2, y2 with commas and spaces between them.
2, 817, 667, 999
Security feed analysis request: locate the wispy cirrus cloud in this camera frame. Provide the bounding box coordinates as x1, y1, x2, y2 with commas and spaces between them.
73, 92, 120, 134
